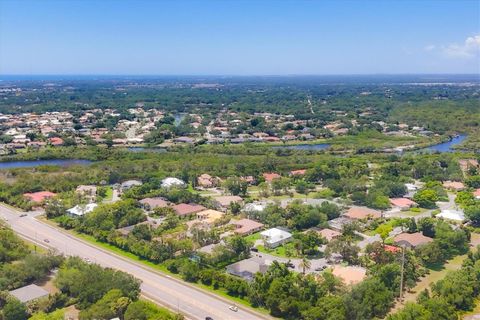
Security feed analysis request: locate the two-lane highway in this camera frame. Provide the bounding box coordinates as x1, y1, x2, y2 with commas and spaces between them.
0, 204, 269, 320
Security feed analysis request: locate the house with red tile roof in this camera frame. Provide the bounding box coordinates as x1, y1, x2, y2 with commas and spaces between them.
389, 198, 417, 210
394, 232, 433, 248
23, 191, 56, 203
344, 206, 382, 220
263, 172, 281, 182
48, 137, 64, 146
172, 203, 206, 217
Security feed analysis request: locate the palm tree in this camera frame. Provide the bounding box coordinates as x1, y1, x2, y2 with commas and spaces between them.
299, 256, 311, 274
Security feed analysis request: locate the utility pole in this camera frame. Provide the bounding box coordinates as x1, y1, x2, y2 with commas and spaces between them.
399, 245, 405, 302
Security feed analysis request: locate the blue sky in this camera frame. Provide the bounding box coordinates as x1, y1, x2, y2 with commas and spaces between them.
1, 0, 479, 75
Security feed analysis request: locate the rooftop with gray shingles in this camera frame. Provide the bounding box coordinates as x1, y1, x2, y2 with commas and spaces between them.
9, 284, 49, 303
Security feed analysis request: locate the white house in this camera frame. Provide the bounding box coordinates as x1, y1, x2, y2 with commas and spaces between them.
260, 228, 292, 248
243, 201, 268, 213
67, 203, 98, 217
404, 183, 418, 199
161, 177, 186, 189
437, 209, 465, 222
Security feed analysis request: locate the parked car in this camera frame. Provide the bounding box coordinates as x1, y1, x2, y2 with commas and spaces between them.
229, 305, 238, 312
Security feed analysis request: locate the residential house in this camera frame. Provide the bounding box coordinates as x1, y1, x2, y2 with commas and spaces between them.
197, 174, 219, 188
226, 256, 269, 282
344, 206, 382, 220
116, 221, 157, 236
48, 137, 64, 146
233, 219, 264, 236
243, 201, 268, 213
23, 191, 56, 203
260, 227, 292, 248
328, 216, 352, 231
75, 185, 97, 201
389, 198, 418, 211
316, 228, 341, 242
161, 177, 186, 189
9, 284, 49, 303
196, 209, 225, 226
393, 232, 433, 248
263, 172, 281, 183
120, 180, 142, 191
67, 203, 98, 217
442, 181, 465, 192
404, 183, 419, 199
139, 197, 169, 210
214, 195, 243, 211
437, 209, 465, 222
172, 203, 206, 218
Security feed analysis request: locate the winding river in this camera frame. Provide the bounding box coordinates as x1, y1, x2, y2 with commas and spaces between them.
419, 134, 467, 153
0, 135, 468, 169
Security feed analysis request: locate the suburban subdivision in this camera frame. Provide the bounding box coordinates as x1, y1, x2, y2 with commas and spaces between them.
0, 75, 479, 320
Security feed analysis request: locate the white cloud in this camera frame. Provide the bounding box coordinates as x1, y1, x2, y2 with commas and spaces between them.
441, 34, 480, 59
423, 44, 435, 51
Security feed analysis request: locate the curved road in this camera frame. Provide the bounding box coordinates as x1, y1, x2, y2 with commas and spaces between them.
0, 204, 269, 320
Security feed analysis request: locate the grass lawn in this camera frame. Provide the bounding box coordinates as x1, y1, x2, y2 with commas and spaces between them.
30, 308, 65, 320
245, 232, 261, 242
402, 208, 426, 217
257, 243, 297, 258
23, 238, 47, 254
103, 187, 113, 201
402, 254, 466, 304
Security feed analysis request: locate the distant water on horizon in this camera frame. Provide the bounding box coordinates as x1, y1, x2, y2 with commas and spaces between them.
1, 74, 479, 84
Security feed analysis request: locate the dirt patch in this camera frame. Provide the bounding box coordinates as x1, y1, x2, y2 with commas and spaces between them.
35, 274, 60, 294
64, 305, 80, 320
470, 233, 480, 247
